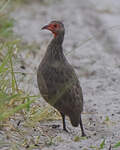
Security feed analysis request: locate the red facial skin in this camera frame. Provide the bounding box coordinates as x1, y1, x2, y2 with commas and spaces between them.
42, 23, 60, 37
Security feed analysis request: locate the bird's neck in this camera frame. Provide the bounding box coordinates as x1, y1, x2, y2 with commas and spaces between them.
46, 33, 65, 60
51, 32, 64, 46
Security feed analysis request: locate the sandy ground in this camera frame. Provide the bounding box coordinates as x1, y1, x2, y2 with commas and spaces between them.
3, 0, 120, 149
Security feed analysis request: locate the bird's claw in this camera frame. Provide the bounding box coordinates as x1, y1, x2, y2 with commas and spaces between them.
63, 128, 69, 133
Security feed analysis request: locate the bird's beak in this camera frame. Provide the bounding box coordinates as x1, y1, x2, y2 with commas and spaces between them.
41, 25, 49, 30
41, 24, 53, 32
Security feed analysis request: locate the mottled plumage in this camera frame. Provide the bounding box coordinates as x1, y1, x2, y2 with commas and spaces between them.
37, 21, 85, 136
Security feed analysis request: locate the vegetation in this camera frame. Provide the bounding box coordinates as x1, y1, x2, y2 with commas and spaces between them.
0, 1, 33, 122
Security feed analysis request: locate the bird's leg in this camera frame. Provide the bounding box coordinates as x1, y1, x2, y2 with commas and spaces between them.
80, 114, 86, 136
60, 112, 68, 132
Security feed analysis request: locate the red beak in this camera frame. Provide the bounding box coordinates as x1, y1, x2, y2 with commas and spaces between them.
41, 24, 53, 31
41, 25, 49, 30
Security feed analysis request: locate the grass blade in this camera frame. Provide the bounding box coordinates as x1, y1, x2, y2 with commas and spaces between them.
113, 141, 120, 148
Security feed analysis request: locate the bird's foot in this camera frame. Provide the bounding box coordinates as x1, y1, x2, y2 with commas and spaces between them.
81, 132, 86, 137
63, 128, 69, 133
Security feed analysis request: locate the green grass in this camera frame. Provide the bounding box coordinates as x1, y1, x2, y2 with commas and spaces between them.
0, 39, 35, 121
0, 0, 35, 123
113, 141, 120, 148
89, 139, 105, 150
0, 17, 14, 38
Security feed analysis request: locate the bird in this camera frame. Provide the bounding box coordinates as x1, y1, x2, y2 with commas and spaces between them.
37, 21, 86, 136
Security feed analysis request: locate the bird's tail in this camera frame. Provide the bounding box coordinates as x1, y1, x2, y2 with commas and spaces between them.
69, 113, 80, 127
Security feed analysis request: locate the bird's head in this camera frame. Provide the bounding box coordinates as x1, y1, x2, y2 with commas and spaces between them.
41, 21, 65, 38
